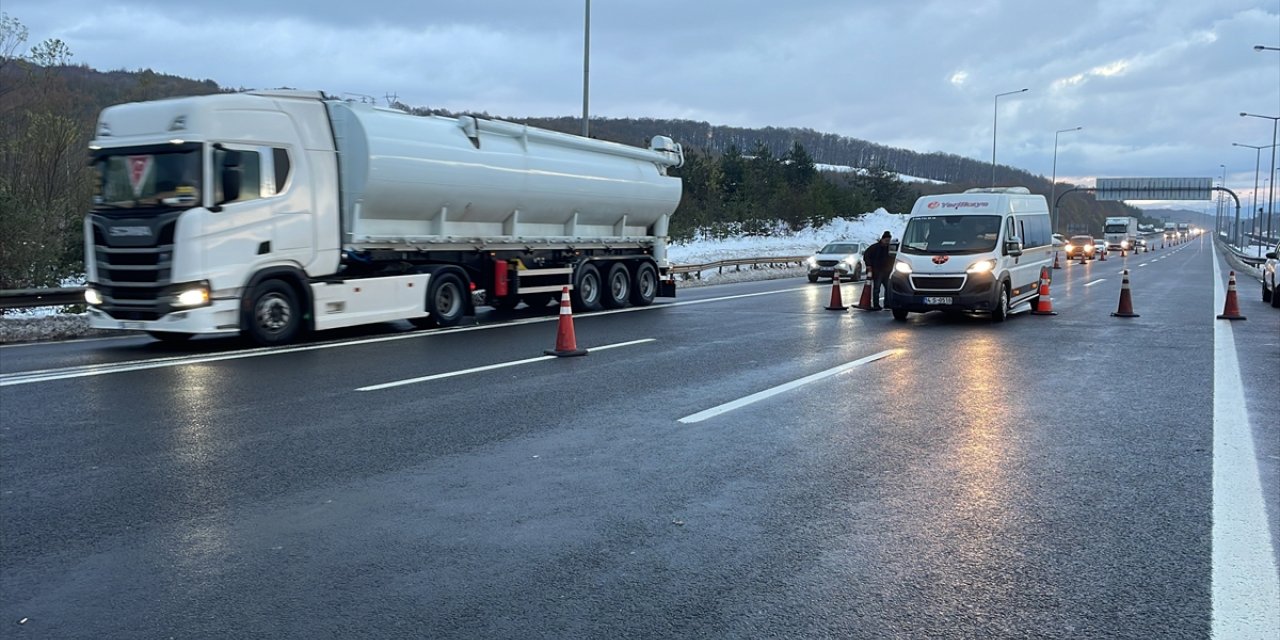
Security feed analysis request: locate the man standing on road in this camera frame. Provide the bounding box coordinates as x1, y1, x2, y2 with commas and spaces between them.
862, 231, 895, 311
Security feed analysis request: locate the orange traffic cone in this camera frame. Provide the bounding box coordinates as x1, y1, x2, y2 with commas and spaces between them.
854, 276, 875, 311
1030, 266, 1057, 315
1078, 250, 1087, 265
1099, 246, 1107, 261
544, 286, 588, 357
1216, 271, 1247, 321
1111, 269, 1140, 318
1120, 246, 1127, 258
1052, 251, 1062, 270
824, 273, 848, 311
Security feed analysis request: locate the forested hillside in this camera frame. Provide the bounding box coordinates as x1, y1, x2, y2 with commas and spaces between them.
0, 12, 1146, 290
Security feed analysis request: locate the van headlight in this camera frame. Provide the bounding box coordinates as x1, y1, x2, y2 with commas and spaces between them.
966, 259, 996, 274
894, 261, 913, 275
85, 287, 103, 306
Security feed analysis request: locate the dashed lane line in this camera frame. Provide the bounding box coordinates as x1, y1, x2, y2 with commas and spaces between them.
355, 338, 655, 391
677, 349, 899, 424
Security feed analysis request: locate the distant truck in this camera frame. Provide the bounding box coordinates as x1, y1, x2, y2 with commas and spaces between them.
1177, 223, 1191, 238
82, 90, 685, 345
1104, 216, 1140, 252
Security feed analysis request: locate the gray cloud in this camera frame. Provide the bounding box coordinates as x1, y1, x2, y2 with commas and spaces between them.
5, 0, 1279, 203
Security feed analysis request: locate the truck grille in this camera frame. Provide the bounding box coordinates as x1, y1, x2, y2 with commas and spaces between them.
911, 275, 965, 291
90, 213, 180, 320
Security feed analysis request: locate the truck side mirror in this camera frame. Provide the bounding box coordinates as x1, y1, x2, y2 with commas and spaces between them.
212, 147, 242, 210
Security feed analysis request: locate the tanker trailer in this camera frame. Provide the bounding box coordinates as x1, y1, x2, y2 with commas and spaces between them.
83, 90, 684, 345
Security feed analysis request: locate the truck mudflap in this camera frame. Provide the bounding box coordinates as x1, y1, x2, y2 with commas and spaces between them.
658, 278, 677, 298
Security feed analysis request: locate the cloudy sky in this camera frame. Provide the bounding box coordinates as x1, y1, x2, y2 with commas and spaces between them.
6, 0, 1280, 208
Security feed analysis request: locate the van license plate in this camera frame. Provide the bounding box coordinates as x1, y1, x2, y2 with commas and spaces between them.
923, 297, 952, 305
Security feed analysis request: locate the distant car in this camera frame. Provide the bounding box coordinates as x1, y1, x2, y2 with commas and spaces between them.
806, 241, 865, 283
1064, 235, 1096, 260
1093, 239, 1108, 259
1263, 242, 1279, 308
1135, 237, 1148, 252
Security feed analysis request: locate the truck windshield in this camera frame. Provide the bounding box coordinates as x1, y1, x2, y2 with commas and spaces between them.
900, 215, 1001, 255
1104, 224, 1128, 233
92, 142, 202, 212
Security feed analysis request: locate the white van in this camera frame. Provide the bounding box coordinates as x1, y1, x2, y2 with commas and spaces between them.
889, 187, 1053, 322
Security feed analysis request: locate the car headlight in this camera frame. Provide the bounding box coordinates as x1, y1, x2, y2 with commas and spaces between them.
894, 261, 912, 275
1064, 243, 1073, 251
85, 287, 103, 306
805, 257, 817, 267
842, 256, 858, 266
966, 259, 996, 274
173, 283, 210, 308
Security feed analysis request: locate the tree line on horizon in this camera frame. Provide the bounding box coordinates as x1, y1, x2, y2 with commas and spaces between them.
0, 13, 1146, 292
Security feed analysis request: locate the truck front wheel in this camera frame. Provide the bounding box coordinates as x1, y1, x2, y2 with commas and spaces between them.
244, 279, 302, 346
412, 271, 466, 328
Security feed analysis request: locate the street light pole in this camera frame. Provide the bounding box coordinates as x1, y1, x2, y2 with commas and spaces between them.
1241, 113, 1280, 247
1217, 164, 1226, 237
1050, 126, 1082, 233
1231, 141, 1275, 252
991, 88, 1028, 187
582, 0, 590, 137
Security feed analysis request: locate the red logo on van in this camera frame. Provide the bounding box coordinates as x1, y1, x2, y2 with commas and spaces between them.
932, 255, 950, 264
927, 201, 940, 209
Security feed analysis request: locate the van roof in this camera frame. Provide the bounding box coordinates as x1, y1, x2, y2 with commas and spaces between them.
910, 191, 1048, 216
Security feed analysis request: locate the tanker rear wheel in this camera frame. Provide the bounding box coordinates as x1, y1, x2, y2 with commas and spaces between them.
631, 262, 658, 306
602, 262, 631, 309
571, 263, 603, 312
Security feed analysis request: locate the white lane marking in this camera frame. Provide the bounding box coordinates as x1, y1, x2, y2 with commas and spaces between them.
0, 334, 139, 349
1139, 262, 1149, 267
1084, 279, 1107, 287
356, 338, 655, 392
678, 349, 898, 424
0, 287, 808, 387
1211, 252, 1280, 638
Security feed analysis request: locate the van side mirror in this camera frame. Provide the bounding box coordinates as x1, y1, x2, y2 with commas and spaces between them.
1004, 237, 1023, 257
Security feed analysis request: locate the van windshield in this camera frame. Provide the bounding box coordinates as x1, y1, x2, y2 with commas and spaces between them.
900, 215, 1002, 255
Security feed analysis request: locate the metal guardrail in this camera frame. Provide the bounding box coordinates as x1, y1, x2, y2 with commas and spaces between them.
668, 256, 809, 279
0, 256, 811, 308
1, 287, 86, 310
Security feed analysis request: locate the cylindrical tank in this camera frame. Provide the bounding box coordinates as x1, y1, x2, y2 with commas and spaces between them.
327, 102, 683, 245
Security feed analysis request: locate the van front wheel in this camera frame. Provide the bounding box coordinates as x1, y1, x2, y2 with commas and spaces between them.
991, 283, 1010, 323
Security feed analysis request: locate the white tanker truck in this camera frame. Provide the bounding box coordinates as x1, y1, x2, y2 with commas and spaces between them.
82, 90, 684, 345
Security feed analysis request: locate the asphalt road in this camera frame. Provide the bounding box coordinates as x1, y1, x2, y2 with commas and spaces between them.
1, 235, 1277, 639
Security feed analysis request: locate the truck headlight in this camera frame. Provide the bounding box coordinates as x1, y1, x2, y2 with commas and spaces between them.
894, 261, 913, 275
1121, 240, 1129, 249
173, 282, 210, 308
966, 259, 996, 274
85, 287, 103, 306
